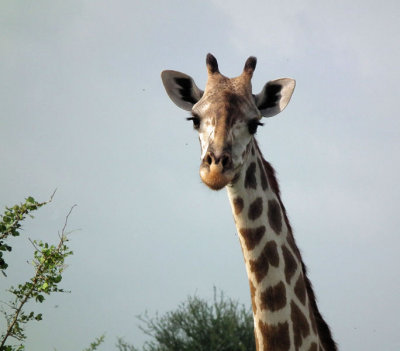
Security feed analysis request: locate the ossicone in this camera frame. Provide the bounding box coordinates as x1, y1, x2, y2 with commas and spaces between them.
243, 56, 257, 77
206, 53, 219, 75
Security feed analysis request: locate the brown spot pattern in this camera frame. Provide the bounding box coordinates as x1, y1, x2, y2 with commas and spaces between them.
233, 197, 244, 215
294, 275, 307, 305
260, 281, 287, 312
282, 245, 298, 284
257, 158, 269, 190
259, 320, 290, 351
240, 226, 266, 251
287, 232, 302, 261
267, 199, 282, 233
308, 302, 317, 334
249, 280, 257, 314
248, 197, 263, 220
291, 301, 311, 350
250, 241, 279, 283
308, 343, 318, 351
245, 162, 257, 189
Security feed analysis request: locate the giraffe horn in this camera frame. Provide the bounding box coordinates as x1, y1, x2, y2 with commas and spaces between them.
242, 56, 257, 78
206, 53, 220, 75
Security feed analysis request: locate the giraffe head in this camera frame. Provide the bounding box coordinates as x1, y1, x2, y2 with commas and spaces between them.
161, 54, 295, 190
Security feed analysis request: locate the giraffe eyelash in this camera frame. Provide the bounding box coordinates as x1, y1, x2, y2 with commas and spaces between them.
248, 119, 264, 134
186, 114, 201, 129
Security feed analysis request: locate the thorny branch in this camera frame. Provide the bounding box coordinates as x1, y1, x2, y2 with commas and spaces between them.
0, 202, 75, 350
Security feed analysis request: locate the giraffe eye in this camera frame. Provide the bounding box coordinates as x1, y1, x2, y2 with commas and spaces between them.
248, 119, 263, 135
186, 115, 201, 129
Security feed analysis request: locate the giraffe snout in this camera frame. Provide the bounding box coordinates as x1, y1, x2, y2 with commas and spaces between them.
204, 151, 232, 170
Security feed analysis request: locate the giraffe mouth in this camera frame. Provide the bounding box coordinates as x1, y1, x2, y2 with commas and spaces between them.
199, 163, 235, 190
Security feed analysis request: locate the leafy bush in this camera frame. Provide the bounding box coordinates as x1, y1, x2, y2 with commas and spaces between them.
136, 289, 255, 351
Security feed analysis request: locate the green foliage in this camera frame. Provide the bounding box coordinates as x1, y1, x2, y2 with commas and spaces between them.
0, 196, 50, 276
82, 334, 106, 351
136, 289, 255, 351
0, 195, 74, 351
116, 338, 139, 351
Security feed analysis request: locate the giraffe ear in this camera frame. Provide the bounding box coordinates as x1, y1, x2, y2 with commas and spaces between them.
161, 70, 204, 111
254, 78, 296, 117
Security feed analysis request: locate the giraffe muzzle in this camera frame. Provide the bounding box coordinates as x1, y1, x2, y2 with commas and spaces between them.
199, 151, 234, 190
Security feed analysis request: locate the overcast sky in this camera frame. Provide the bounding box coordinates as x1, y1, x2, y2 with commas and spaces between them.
1, 1, 399, 350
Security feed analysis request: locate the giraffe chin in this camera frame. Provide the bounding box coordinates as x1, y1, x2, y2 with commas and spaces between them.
200, 167, 233, 190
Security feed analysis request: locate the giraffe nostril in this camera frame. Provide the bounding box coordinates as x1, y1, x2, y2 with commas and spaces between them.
221, 155, 231, 168
204, 152, 231, 168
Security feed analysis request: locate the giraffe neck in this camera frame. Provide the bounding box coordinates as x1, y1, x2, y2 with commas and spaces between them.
226, 140, 323, 351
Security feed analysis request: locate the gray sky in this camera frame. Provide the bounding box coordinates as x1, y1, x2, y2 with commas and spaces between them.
1, 0, 399, 350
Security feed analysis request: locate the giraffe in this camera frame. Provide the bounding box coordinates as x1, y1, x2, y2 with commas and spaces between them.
161, 54, 337, 351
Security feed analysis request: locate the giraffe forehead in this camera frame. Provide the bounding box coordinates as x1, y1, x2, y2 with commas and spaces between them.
194, 89, 259, 123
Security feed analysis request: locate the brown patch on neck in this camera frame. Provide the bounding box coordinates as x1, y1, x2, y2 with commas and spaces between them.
233, 196, 244, 215
258, 320, 290, 351
240, 226, 266, 251
255, 143, 281, 197
260, 281, 287, 312
267, 199, 282, 234
294, 274, 307, 305
257, 158, 269, 190
244, 162, 257, 189
281, 245, 297, 285
308, 301, 318, 334
249, 241, 279, 283
291, 301, 311, 349
248, 197, 263, 220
